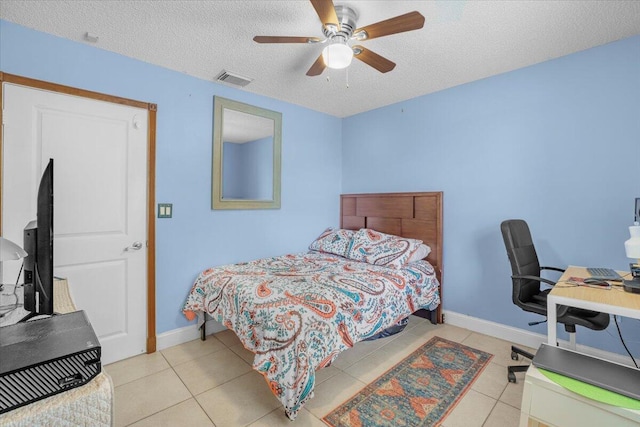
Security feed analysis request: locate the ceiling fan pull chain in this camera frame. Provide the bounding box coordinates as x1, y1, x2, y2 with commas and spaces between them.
346, 67, 350, 89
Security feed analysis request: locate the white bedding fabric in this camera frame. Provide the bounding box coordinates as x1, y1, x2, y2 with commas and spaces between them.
0, 372, 113, 427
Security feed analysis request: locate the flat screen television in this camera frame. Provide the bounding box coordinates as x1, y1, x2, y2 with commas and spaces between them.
21, 159, 54, 322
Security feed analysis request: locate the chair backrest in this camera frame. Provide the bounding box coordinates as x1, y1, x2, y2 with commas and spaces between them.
500, 219, 545, 314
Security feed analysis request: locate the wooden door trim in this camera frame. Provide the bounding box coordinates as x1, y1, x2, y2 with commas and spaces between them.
0, 72, 157, 353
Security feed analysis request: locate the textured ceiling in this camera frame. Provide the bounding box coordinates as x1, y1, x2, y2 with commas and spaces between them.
2, 1, 640, 118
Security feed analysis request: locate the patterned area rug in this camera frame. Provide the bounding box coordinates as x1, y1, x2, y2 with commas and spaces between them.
323, 336, 493, 427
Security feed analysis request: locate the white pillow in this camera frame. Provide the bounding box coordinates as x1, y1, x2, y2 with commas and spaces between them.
308, 228, 355, 258
346, 228, 424, 269
407, 243, 431, 263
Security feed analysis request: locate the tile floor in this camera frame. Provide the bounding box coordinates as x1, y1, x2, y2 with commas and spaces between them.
105, 316, 533, 426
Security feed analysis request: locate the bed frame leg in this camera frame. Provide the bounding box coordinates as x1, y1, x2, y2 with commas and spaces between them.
412, 308, 439, 325
199, 321, 206, 341
429, 309, 438, 325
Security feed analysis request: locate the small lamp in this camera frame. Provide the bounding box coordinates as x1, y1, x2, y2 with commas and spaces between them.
322, 40, 353, 69
623, 222, 640, 292
0, 236, 28, 290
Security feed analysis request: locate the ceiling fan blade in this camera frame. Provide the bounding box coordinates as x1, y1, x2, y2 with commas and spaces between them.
354, 11, 425, 40
353, 46, 396, 73
253, 36, 321, 44
306, 54, 326, 76
310, 0, 339, 29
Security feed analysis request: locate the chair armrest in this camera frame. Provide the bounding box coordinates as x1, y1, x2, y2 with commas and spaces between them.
540, 266, 565, 273
517, 282, 570, 318
513, 276, 571, 318
532, 294, 547, 303
512, 274, 557, 287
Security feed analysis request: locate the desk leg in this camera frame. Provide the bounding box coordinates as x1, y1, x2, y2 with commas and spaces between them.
547, 296, 557, 346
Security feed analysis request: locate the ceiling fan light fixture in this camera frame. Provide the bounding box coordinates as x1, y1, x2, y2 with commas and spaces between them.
322, 41, 353, 69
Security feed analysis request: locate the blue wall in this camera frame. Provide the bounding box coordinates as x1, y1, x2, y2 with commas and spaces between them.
222, 137, 274, 200
245, 137, 275, 200
0, 20, 343, 334
222, 142, 244, 198
343, 35, 640, 355
2, 19, 639, 357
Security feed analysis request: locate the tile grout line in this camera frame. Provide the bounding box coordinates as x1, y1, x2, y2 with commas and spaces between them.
121, 351, 195, 427
115, 324, 525, 427
480, 398, 501, 427
164, 341, 240, 427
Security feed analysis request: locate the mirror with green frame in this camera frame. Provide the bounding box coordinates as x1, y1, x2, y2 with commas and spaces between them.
212, 96, 282, 209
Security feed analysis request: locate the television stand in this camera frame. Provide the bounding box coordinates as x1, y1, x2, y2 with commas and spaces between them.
0, 278, 76, 327
18, 311, 58, 323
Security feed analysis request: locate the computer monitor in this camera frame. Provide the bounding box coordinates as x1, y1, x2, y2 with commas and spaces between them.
21, 159, 54, 322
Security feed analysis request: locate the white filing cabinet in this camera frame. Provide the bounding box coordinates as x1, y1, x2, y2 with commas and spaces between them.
520, 365, 640, 427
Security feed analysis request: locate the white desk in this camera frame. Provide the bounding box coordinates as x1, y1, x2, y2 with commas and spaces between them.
547, 266, 640, 347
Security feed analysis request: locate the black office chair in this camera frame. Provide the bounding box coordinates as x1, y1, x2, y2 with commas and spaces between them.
500, 219, 610, 383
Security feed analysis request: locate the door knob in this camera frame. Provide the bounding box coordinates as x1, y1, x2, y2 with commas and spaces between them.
125, 241, 143, 251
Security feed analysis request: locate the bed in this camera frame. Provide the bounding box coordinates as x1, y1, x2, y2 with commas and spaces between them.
182, 192, 443, 419
340, 192, 444, 323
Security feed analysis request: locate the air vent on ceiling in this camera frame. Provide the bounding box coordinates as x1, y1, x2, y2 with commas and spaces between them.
215, 70, 253, 87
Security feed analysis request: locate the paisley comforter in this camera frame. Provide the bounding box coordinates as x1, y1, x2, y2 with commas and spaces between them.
182, 251, 440, 419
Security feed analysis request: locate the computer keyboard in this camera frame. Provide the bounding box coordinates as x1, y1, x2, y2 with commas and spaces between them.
586, 267, 622, 281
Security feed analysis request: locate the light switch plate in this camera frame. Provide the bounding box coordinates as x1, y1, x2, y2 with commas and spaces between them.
158, 203, 172, 218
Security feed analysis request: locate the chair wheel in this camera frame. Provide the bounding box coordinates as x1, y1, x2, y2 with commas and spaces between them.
508, 372, 517, 383
511, 351, 519, 361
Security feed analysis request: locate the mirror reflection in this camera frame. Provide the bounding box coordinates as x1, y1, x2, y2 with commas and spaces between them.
222, 109, 274, 200
212, 97, 281, 210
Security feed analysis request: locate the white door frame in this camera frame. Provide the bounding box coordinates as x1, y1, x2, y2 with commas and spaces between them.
0, 72, 157, 354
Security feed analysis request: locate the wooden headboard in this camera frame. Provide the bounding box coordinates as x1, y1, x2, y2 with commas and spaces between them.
340, 192, 443, 323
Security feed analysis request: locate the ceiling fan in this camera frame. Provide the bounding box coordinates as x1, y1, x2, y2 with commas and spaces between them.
253, 0, 425, 76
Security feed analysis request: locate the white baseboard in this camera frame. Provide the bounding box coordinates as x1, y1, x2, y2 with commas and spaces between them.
156, 310, 633, 368
156, 319, 226, 351
443, 310, 635, 367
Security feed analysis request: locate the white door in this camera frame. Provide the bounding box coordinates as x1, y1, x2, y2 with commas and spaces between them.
2, 83, 148, 364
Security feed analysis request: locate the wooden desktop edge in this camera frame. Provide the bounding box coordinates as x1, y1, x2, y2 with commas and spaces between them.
547, 265, 640, 346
